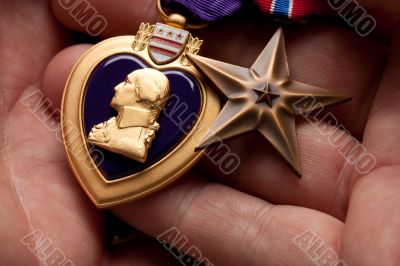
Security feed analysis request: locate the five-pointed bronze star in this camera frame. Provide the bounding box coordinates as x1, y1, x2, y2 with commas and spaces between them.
188, 28, 352, 177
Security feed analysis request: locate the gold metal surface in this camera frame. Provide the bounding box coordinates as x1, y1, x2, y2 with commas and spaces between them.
132, 23, 155, 52
156, 0, 208, 29
166, 13, 187, 29
189, 28, 352, 177
180, 36, 203, 66
62, 32, 220, 208
88, 69, 170, 163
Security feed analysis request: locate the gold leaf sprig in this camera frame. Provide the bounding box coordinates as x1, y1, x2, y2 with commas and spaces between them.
180, 36, 203, 66
132, 23, 155, 52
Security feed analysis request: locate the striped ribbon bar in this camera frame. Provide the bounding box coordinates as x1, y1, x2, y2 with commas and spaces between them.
254, 0, 331, 20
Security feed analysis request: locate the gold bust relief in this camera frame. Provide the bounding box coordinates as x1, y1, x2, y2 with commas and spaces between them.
88, 68, 170, 163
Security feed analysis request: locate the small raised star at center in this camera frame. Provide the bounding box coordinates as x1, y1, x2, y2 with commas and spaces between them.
253, 84, 280, 107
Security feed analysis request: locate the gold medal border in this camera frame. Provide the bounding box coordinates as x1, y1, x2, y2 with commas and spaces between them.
61, 36, 220, 208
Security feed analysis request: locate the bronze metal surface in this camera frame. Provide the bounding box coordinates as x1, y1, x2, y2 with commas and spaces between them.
188, 28, 351, 177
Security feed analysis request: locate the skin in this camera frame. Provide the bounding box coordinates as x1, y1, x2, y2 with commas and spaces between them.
0, 0, 399, 265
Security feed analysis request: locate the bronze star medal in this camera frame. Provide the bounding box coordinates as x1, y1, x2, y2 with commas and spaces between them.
188, 29, 351, 176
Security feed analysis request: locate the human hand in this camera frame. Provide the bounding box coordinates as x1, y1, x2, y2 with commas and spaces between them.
1, 0, 400, 265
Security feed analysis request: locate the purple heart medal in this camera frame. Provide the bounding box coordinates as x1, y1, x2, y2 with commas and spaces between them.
62, 1, 220, 208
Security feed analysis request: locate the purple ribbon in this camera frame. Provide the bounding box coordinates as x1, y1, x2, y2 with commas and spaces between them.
163, 0, 244, 22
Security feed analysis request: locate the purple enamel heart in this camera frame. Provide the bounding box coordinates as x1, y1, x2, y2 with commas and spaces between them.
83, 54, 202, 180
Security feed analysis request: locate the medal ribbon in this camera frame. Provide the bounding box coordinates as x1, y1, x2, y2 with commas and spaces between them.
163, 0, 331, 22
163, 0, 244, 22
254, 0, 331, 20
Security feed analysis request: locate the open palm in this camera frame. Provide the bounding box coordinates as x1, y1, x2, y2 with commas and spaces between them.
1, 0, 399, 265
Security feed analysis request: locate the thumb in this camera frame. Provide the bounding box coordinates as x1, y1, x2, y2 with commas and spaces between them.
51, 0, 160, 38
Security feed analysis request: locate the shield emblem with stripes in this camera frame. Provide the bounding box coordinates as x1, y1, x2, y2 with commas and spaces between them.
149, 23, 190, 65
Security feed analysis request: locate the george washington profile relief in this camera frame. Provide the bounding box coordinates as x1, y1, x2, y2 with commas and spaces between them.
88, 68, 170, 163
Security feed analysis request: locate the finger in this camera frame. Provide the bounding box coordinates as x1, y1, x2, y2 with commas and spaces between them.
113, 175, 343, 266
285, 23, 386, 137
341, 167, 400, 265
50, 0, 160, 38
199, 121, 351, 219
0, 167, 37, 264
43, 44, 92, 109
341, 31, 400, 266
1, 0, 69, 110
357, 30, 400, 174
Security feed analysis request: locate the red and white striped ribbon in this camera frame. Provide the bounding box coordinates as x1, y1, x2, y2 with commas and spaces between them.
254, 0, 332, 20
